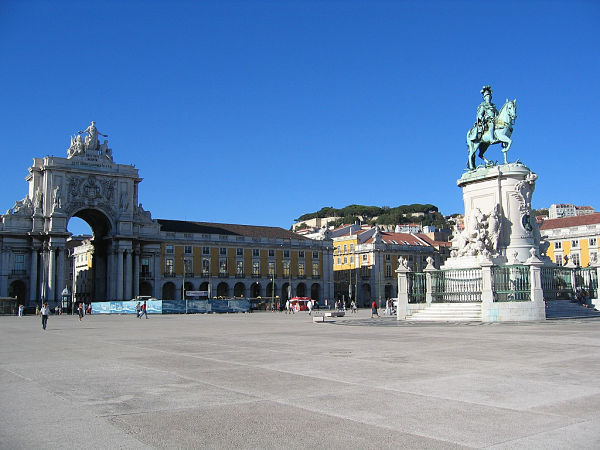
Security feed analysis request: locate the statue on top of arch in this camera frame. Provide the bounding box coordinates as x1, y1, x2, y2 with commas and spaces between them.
67, 121, 113, 161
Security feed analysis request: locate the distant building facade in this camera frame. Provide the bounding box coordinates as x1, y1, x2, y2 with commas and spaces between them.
330, 224, 447, 307
540, 213, 600, 267
548, 203, 595, 219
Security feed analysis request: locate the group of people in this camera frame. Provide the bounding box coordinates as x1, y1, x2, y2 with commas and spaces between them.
135, 301, 148, 318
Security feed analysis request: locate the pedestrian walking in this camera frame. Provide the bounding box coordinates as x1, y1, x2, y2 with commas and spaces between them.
307, 299, 313, 316
77, 303, 84, 321
18, 304, 24, 317
371, 300, 379, 318
135, 301, 141, 318
40, 302, 50, 330
351, 300, 357, 314
141, 301, 148, 319
285, 300, 290, 314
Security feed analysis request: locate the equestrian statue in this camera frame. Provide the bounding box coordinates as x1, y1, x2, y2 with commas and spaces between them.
466, 85, 517, 170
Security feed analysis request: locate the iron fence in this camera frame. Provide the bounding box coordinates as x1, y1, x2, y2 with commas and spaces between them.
491, 265, 530, 302
541, 267, 573, 300
574, 267, 598, 299
431, 268, 482, 302
407, 272, 426, 303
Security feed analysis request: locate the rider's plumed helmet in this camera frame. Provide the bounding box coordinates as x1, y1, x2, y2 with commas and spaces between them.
480, 85, 493, 97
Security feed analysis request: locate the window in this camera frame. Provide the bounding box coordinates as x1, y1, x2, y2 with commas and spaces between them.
219, 259, 228, 274
220, 247, 227, 255
385, 254, 390, 261
350, 256, 353, 264
312, 251, 318, 259
555, 255, 563, 266
337, 257, 341, 265
350, 244, 354, 252
283, 261, 290, 277
571, 240, 579, 248
343, 245, 347, 253
252, 261, 260, 276
284, 250, 290, 258
14, 254, 24, 271
236, 248, 243, 256
590, 251, 597, 263
554, 242, 562, 249
141, 257, 150, 275
184, 245, 192, 254
362, 254, 368, 261
343, 257, 347, 264
165, 258, 174, 275
298, 250, 304, 258
268, 262, 275, 276
572, 253, 580, 266
386, 264, 392, 277
590, 238, 597, 246
184, 259, 192, 275
202, 246, 210, 255
312, 262, 320, 277
268, 249, 275, 257
166, 245, 174, 254
252, 249, 260, 257
298, 263, 305, 277
202, 259, 210, 275
236, 260, 244, 275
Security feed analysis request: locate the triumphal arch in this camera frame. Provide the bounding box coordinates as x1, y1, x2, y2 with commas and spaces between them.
0, 122, 160, 305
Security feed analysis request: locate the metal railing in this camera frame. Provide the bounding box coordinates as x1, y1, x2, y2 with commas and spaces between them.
431, 268, 482, 302
574, 267, 598, 299
492, 265, 530, 302
408, 272, 426, 303
541, 267, 573, 300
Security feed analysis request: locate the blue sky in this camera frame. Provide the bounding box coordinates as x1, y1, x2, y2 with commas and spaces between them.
1, 1, 598, 235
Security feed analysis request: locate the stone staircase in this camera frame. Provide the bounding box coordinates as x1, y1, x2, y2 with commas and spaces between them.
545, 300, 600, 319
407, 303, 482, 322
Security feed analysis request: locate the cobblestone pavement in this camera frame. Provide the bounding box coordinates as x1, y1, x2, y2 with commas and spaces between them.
1, 310, 599, 449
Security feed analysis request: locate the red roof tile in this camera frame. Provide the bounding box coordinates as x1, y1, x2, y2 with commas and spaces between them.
539, 213, 600, 230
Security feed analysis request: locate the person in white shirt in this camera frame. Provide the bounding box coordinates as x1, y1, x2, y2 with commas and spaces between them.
40, 303, 50, 330
307, 299, 313, 315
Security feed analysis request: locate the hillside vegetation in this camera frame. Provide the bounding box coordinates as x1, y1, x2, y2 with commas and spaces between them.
296, 204, 451, 228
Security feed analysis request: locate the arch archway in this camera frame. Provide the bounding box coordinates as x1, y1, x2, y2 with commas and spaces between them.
162, 282, 176, 300
217, 282, 229, 298
296, 282, 306, 297
384, 284, 393, 300
9, 280, 27, 303
281, 282, 290, 302
139, 281, 152, 297
361, 284, 371, 307
234, 282, 245, 298
67, 208, 113, 301
266, 282, 277, 298
250, 282, 261, 298
311, 283, 320, 301
183, 282, 194, 299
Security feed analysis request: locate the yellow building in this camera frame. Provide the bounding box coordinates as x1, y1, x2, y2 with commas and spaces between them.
331, 224, 444, 307
541, 213, 600, 267
154, 220, 333, 304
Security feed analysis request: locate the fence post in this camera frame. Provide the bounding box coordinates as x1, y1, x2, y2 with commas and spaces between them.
396, 262, 411, 320
424, 268, 434, 304
480, 260, 494, 304
526, 259, 544, 303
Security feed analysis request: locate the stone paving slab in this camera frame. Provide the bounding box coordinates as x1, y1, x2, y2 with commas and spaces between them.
1, 311, 599, 449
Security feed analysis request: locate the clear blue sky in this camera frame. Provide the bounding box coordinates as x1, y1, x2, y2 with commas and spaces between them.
1, 1, 598, 235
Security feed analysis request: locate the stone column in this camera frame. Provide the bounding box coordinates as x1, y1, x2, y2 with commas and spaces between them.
0, 245, 9, 297
395, 264, 411, 320
124, 249, 132, 300
48, 246, 56, 302
56, 246, 64, 307
527, 261, 545, 303
153, 252, 161, 298
29, 246, 39, 304
116, 248, 124, 300
133, 247, 140, 298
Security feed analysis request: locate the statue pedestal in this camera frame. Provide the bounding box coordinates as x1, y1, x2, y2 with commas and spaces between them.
443, 162, 540, 269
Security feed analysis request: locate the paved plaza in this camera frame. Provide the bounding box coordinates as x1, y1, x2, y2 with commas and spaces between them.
1, 310, 600, 449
